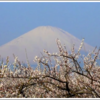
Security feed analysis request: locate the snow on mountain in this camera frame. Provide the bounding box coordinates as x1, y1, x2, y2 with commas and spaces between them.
0, 26, 94, 64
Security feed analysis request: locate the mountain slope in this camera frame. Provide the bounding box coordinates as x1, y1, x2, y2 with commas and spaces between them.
0, 26, 94, 64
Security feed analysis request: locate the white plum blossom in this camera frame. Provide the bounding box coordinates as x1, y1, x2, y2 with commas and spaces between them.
0, 83, 3, 88
75, 55, 79, 59
42, 58, 45, 61
35, 56, 38, 60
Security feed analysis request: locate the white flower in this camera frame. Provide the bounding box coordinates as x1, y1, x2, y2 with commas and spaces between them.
0, 83, 3, 87
64, 52, 67, 56
56, 59, 59, 63
43, 49, 48, 53
35, 56, 38, 60
75, 55, 79, 59
58, 60, 61, 64
42, 58, 45, 62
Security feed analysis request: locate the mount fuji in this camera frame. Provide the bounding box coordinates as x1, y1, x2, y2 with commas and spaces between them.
0, 26, 94, 64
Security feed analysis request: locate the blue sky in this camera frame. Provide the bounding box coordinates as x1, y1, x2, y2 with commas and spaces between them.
0, 2, 100, 48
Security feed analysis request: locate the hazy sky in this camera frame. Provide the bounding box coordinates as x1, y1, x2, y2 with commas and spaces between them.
0, 2, 100, 48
